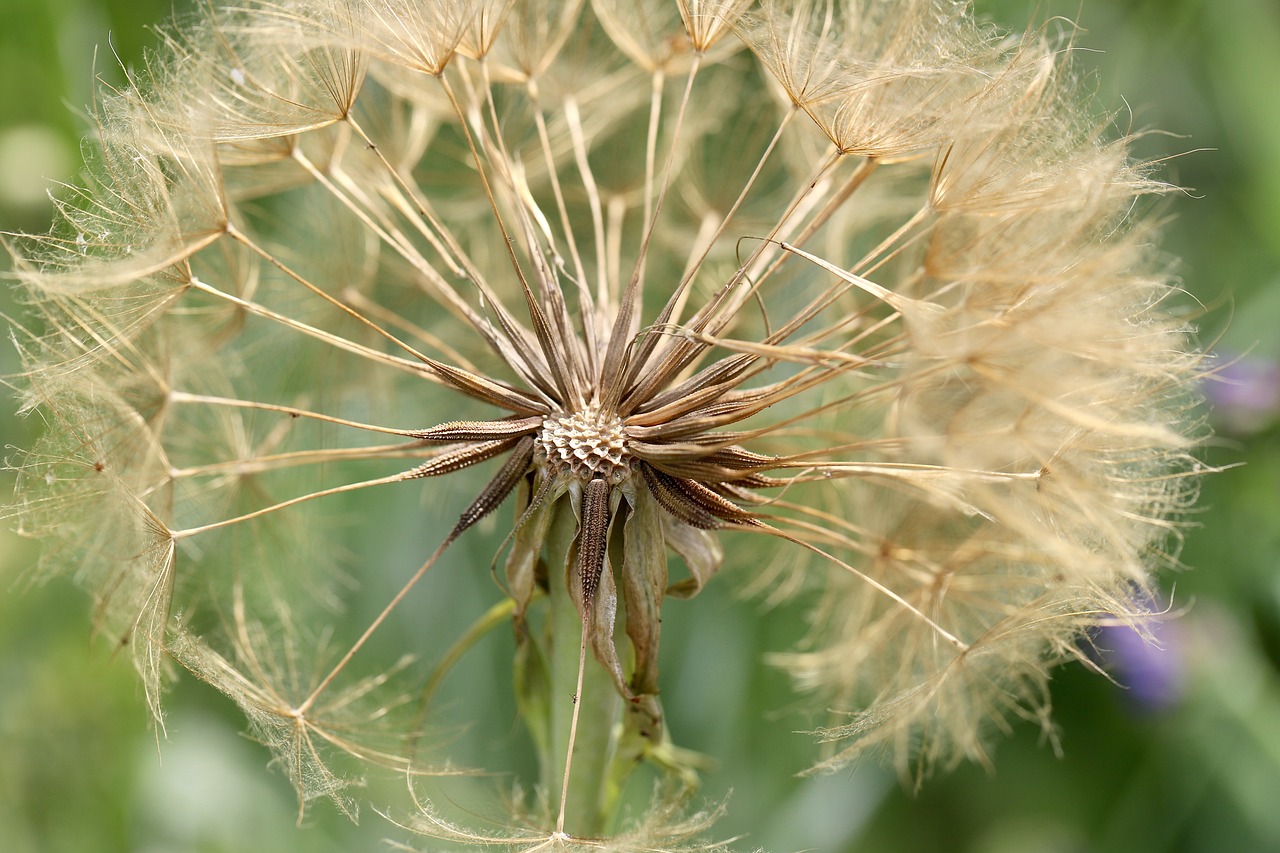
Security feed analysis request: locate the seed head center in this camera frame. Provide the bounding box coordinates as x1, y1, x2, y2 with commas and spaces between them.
537, 402, 631, 484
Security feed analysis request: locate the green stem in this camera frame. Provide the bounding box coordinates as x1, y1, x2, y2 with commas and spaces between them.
544, 498, 622, 837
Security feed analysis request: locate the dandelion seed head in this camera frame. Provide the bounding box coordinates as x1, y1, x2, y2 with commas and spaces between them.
6, 0, 1208, 845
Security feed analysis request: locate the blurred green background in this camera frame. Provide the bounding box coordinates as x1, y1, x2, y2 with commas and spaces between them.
2, 0, 1278, 851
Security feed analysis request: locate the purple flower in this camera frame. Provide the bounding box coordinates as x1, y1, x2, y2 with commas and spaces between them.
1204, 354, 1280, 434
1097, 610, 1186, 713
